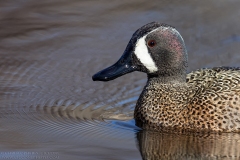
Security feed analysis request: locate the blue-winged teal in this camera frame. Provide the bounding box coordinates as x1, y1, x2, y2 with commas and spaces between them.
92, 22, 240, 132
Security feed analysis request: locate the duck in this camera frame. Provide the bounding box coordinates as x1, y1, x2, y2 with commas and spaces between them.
92, 22, 240, 132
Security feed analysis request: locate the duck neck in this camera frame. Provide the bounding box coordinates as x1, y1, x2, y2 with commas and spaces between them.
147, 72, 187, 85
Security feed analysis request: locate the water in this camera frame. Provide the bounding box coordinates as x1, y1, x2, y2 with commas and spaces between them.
0, 0, 240, 159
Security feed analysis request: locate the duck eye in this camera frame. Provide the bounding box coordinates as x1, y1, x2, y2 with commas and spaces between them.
147, 40, 156, 47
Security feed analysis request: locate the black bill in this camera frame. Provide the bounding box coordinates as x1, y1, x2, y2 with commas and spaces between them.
92, 52, 138, 81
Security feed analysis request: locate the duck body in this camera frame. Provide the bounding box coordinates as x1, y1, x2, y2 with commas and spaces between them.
135, 67, 240, 132
92, 22, 240, 132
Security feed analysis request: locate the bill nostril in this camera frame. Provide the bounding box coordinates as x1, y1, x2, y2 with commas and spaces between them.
119, 59, 125, 65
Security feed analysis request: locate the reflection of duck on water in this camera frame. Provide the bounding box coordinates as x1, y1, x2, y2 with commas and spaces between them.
93, 22, 240, 132
136, 130, 240, 160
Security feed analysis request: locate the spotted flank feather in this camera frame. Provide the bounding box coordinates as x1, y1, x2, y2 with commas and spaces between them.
135, 68, 240, 132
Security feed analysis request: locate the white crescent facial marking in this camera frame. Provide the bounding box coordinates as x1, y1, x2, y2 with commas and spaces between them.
134, 28, 159, 73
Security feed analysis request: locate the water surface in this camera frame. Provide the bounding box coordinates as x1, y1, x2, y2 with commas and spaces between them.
0, 0, 240, 159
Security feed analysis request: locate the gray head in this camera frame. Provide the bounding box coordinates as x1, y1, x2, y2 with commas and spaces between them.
92, 22, 188, 83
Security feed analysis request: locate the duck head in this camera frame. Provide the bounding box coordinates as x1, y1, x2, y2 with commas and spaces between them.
92, 22, 188, 83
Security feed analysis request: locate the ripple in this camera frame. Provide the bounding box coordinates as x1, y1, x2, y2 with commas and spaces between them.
0, 83, 143, 147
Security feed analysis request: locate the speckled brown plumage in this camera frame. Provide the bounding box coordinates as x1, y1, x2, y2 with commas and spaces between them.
135, 67, 240, 132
